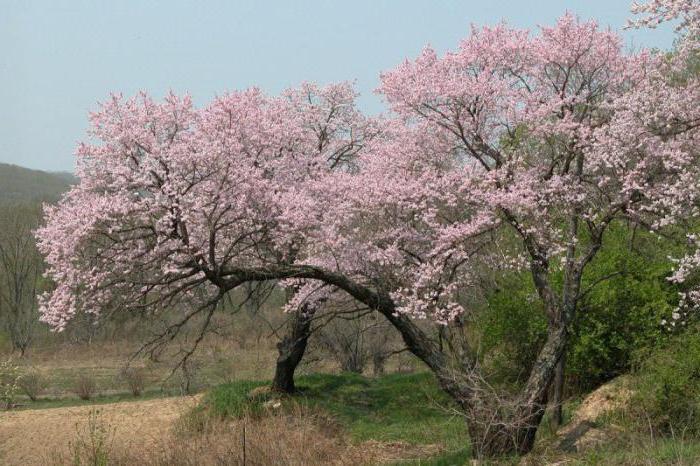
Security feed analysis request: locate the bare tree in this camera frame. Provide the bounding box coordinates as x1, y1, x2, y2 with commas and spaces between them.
0, 202, 43, 356
315, 302, 398, 376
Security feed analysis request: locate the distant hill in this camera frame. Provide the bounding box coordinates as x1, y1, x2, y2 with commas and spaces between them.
0, 163, 75, 203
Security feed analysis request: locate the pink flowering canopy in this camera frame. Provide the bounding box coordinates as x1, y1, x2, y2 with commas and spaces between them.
295, 12, 700, 322
37, 83, 374, 330
628, 0, 700, 319
38, 8, 700, 331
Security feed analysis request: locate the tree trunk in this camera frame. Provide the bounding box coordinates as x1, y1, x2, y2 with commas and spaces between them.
230, 265, 572, 459
460, 331, 563, 459
270, 304, 315, 393
551, 353, 566, 427
466, 415, 542, 458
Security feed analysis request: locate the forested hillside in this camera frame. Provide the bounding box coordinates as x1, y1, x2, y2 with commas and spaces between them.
0, 163, 74, 203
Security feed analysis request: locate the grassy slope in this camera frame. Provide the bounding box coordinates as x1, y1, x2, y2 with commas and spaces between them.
201, 371, 700, 465
12, 367, 700, 464
204, 372, 471, 463
570, 438, 700, 465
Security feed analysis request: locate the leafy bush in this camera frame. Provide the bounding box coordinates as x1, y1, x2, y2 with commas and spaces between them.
476, 224, 683, 394
476, 272, 548, 388
568, 225, 679, 392
0, 358, 22, 409
628, 327, 700, 437
19, 370, 46, 401
73, 373, 97, 400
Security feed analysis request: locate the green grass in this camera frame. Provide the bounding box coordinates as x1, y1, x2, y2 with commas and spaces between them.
569, 436, 700, 465
192, 371, 700, 465
204, 372, 469, 453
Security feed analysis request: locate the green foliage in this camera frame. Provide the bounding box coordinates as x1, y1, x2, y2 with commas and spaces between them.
628, 326, 700, 437
571, 436, 700, 465
205, 372, 469, 451
568, 225, 679, 391
0, 357, 22, 409
476, 223, 683, 394
476, 272, 547, 387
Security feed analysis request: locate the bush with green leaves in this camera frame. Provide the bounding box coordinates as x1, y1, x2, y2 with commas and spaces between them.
0, 358, 22, 409
476, 224, 684, 394
476, 272, 547, 388
628, 326, 700, 437
567, 225, 681, 392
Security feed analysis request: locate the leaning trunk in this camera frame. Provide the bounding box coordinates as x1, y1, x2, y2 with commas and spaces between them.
466, 410, 543, 458
243, 265, 572, 459
270, 304, 315, 393
551, 354, 566, 427
378, 298, 566, 458
464, 322, 568, 457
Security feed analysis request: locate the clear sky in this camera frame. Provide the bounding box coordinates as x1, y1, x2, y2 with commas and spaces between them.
1, 0, 676, 172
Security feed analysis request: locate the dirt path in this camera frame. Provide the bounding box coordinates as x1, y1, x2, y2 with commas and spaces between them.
0, 395, 201, 466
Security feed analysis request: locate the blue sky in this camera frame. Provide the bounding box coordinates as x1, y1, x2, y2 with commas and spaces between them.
1, 1, 675, 172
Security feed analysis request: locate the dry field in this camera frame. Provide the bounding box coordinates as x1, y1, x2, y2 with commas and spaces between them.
0, 336, 430, 465
0, 395, 201, 465
14, 338, 282, 398
0, 393, 439, 465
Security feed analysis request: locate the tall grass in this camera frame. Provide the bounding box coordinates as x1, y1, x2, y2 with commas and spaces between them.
49, 403, 380, 466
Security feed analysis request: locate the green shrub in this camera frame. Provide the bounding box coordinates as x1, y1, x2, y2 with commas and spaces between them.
626, 327, 700, 437
476, 272, 547, 388
0, 358, 22, 409
476, 224, 683, 394
568, 225, 678, 392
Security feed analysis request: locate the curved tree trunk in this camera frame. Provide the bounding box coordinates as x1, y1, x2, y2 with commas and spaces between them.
551, 354, 566, 427
458, 322, 567, 457
225, 265, 571, 459
270, 304, 315, 393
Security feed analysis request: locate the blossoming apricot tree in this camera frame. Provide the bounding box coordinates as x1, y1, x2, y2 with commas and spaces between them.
37, 1, 699, 458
